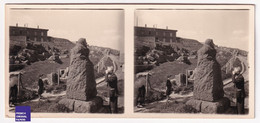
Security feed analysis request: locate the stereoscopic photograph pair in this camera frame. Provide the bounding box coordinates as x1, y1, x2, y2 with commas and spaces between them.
5, 4, 255, 118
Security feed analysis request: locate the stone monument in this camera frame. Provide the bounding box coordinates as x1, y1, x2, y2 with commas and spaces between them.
59, 38, 103, 113
186, 39, 230, 113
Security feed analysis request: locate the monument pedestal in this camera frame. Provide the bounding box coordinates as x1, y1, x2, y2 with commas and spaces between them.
58, 96, 103, 113
186, 97, 230, 114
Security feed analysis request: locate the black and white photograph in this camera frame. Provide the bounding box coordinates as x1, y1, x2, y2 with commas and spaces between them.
4, 4, 255, 119
134, 9, 253, 115
7, 6, 125, 114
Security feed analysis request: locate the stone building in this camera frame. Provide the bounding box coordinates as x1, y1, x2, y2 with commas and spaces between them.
10, 24, 49, 42
134, 25, 178, 49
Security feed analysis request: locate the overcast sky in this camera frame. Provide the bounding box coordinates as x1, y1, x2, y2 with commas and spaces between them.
136, 9, 249, 51
9, 9, 124, 51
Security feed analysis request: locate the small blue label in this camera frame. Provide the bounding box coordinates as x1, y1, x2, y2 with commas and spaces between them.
15, 106, 31, 122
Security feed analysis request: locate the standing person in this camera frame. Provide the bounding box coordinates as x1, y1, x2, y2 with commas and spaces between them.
136, 85, 146, 108
9, 75, 18, 106
105, 66, 118, 113
9, 85, 18, 106
166, 76, 172, 101
232, 67, 245, 114
38, 75, 44, 99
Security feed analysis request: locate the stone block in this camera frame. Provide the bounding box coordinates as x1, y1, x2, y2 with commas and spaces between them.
186, 99, 202, 112
47, 72, 58, 85
58, 98, 75, 111
175, 73, 186, 87
58, 96, 103, 113
186, 97, 230, 114
74, 96, 103, 113
201, 97, 230, 114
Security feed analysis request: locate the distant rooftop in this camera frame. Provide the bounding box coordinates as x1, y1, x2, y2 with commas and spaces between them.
135, 25, 177, 32
10, 24, 49, 31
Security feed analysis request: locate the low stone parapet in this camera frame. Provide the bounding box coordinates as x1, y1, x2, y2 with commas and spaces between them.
58, 96, 103, 113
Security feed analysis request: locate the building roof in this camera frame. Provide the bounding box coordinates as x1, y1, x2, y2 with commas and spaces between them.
135, 26, 177, 32
10, 26, 49, 31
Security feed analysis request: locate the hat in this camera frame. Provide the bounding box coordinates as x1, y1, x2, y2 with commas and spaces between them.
234, 67, 242, 74
107, 66, 114, 73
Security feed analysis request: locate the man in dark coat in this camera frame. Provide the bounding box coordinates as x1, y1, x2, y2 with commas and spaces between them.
105, 66, 118, 113
38, 75, 44, 99
136, 85, 146, 108
166, 77, 172, 100
9, 74, 18, 106
9, 85, 18, 106
232, 67, 245, 114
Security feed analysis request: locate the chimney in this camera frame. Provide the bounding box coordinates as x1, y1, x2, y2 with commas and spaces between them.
16, 23, 18, 27
145, 24, 147, 27
166, 26, 168, 29
37, 25, 39, 29
24, 24, 26, 27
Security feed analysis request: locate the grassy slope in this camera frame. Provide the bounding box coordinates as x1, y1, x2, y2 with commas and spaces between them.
149, 59, 197, 90
21, 58, 70, 89
176, 37, 203, 51
134, 59, 197, 105
49, 37, 75, 51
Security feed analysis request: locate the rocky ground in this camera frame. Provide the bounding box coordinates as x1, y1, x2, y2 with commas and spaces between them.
134, 83, 249, 114
10, 77, 125, 113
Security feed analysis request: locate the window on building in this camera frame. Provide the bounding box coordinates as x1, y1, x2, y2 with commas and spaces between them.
41, 38, 43, 42
41, 32, 44, 36
35, 32, 37, 36
170, 33, 173, 37
163, 32, 165, 36
149, 31, 151, 35
20, 30, 23, 35
156, 32, 158, 35
170, 39, 172, 42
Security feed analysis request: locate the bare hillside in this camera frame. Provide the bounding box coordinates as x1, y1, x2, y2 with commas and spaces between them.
48, 37, 75, 51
